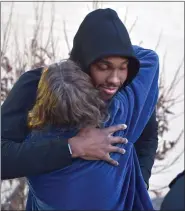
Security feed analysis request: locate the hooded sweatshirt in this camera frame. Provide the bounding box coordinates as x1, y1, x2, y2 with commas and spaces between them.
70, 8, 140, 85
26, 9, 159, 210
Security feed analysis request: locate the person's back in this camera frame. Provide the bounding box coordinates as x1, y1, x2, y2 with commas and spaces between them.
26, 46, 159, 210
160, 171, 185, 210
25, 59, 108, 210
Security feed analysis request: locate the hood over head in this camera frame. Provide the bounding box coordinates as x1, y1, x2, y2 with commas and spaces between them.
70, 8, 140, 85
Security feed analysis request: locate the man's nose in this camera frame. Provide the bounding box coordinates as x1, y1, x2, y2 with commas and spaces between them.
106, 71, 120, 86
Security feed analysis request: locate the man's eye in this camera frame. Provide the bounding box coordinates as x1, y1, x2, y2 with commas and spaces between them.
120, 68, 127, 71
120, 66, 128, 71
97, 64, 108, 70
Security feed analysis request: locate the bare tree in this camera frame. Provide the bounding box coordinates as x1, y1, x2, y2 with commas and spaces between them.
1, 2, 59, 210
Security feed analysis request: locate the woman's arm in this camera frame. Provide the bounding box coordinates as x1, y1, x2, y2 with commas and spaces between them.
122, 46, 159, 142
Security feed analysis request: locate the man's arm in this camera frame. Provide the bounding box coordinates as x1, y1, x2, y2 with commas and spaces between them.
1, 137, 72, 180
1, 68, 73, 179
2, 69, 127, 180
134, 110, 158, 189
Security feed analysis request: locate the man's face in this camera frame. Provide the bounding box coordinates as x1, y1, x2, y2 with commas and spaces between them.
90, 56, 129, 101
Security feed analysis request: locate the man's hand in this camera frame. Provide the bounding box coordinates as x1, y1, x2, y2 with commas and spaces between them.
68, 124, 128, 166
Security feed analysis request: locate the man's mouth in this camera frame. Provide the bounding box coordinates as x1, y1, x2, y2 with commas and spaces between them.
100, 86, 118, 95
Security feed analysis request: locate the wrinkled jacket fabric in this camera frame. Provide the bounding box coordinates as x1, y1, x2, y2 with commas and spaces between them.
26, 45, 159, 210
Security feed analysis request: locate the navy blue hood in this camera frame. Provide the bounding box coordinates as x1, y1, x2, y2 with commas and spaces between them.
70, 8, 140, 85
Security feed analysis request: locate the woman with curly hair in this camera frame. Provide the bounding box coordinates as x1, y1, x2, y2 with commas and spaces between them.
27, 60, 107, 131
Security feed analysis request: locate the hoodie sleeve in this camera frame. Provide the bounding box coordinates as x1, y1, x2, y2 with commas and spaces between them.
119, 46, 159, 143
1, 69, 72, 180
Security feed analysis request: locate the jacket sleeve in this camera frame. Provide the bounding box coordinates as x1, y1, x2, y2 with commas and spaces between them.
1, 69, 72, 180
134, 110, 158, 188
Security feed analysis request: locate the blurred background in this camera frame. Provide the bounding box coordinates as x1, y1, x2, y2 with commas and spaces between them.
1, 1, 184, 210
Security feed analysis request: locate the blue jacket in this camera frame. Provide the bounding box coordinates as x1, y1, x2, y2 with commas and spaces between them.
26, 46, 159, 210
1, 9, 158, 188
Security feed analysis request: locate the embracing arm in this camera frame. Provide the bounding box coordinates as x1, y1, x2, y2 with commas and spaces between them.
130, 46, 159, 188
2, 137, 72, 180
2, 69, 127, 180
1, 69, 72, 180
122, 46, 159, 140
135, 110, 158, 188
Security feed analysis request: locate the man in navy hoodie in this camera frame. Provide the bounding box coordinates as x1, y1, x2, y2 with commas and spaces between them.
1, 8, 158, 190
